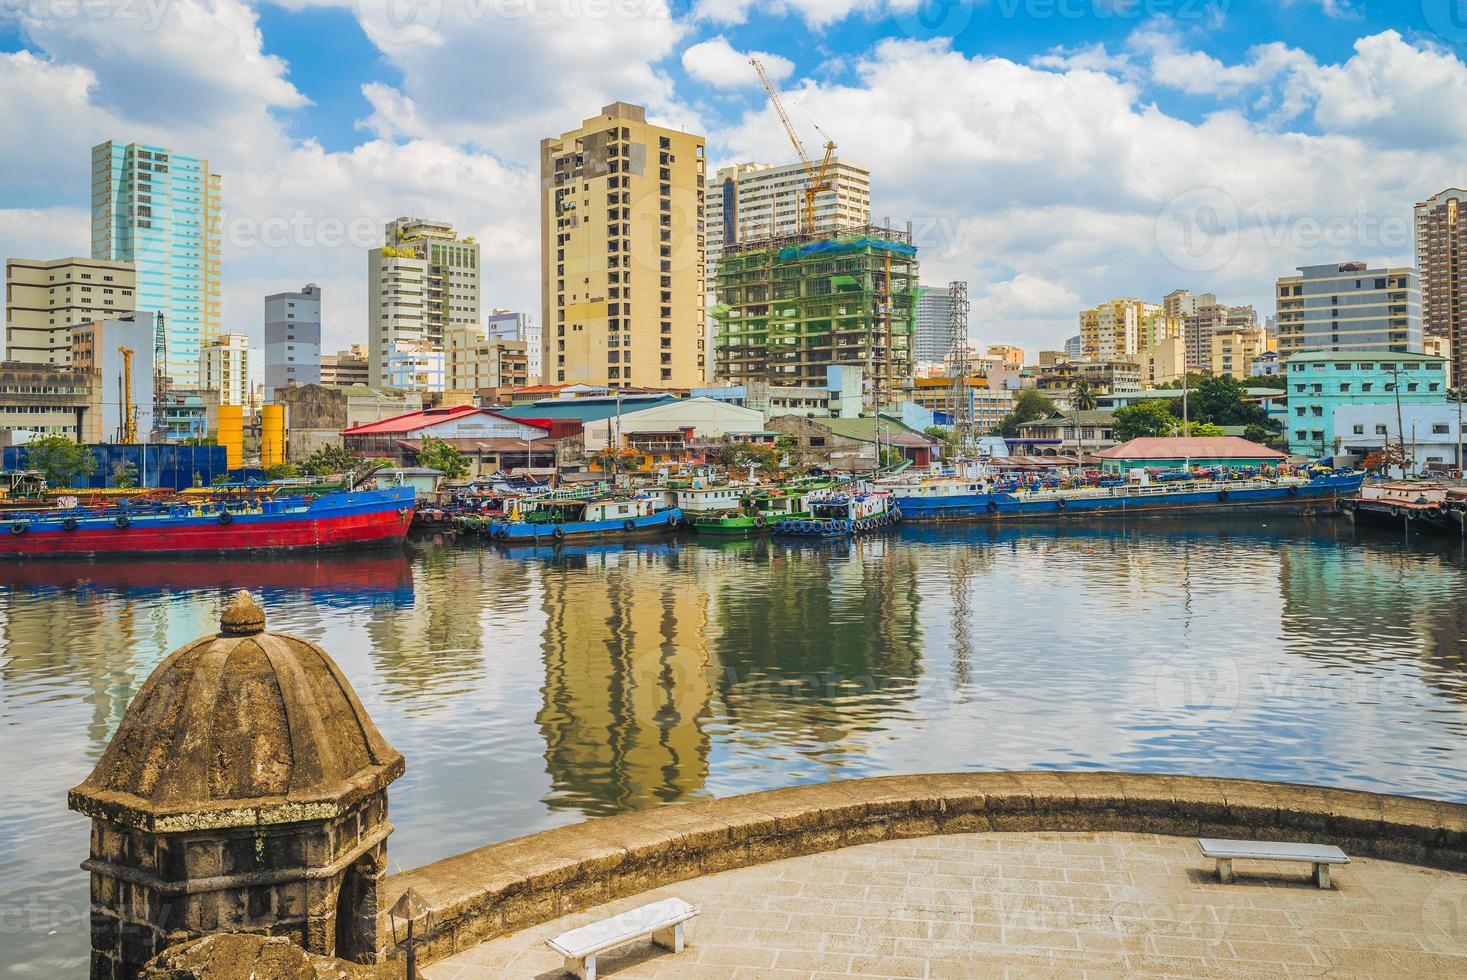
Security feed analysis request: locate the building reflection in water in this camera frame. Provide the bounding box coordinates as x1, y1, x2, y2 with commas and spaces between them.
535, 543, 714, 815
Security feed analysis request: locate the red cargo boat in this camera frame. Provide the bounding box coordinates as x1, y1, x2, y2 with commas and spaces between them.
0, 487, 415, 558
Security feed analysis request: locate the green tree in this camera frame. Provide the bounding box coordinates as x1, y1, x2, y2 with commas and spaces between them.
22, 436, 98, 488
1111, 399, 1179, 441
1071, 379, 1099, 412
302, 443, 370, 476
110, 459, 138, 489
415, 437, 471, 479
1174, 374, 1269, 429
178, 436, 218, 446
263, 462, 299, 480
923, 425, 958, 458
997, 390, 1058, 438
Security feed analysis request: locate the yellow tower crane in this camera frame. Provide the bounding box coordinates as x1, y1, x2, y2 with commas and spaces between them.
117, 345, 138, 444
750, 58, 835, 236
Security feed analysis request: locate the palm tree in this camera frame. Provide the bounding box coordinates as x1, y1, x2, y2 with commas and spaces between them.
1071, 380, 1099, 462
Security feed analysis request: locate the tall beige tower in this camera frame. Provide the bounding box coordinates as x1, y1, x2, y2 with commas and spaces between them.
1415, 188, 1466, 385
540, 103, 707, 389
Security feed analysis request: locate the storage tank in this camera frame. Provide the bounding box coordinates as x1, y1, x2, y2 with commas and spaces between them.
261, 404, 286, 469
215, 404, 244, 470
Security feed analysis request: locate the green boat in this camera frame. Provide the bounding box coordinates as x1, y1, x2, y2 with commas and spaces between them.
691, 483, 832, 537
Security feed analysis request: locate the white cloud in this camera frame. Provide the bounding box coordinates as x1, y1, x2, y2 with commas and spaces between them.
693, 0, 879, 28
682, 36, 792, 88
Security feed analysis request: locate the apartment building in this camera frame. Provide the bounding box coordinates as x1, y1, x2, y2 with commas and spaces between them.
914, 284, 954, 365
201, 332, 251, 407
1079, 298, 1159, 361
5, 257, 136, 364
445, 323, 530, 397
320, 345, 369, 386
1183, 298, 1258, 372
1415, 188, 1466, 385
1208, 327, 1268, 381
1276, 262, 1422, 358
264, 283, 321, 397
368, 217, 480, 390
540, 102, 706, 388
485, 309, 541, 382
706, 160, 870, 262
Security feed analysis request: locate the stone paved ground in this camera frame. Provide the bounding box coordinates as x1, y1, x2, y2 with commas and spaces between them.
426, 831, 1467, 979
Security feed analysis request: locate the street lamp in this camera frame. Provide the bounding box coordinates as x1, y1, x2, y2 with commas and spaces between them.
388, 887, 430, 980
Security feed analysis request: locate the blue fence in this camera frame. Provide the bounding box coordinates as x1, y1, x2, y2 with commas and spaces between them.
5, 444, 230, 491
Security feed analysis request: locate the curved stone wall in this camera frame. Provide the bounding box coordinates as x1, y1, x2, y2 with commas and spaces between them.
375, 771, 1467, 965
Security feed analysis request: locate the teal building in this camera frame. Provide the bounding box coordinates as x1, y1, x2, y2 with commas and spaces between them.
91, 141, 220, 391
1284, 351, 1449, 455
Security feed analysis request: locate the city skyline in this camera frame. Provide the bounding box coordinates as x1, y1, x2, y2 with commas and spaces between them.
3, 3, 1467, 358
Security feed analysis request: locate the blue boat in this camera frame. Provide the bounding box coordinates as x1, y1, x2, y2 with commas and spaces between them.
889, 472, 1364, 522
480, 495, 681, 544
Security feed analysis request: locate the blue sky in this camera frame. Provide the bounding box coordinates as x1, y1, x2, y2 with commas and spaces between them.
2, 0, 1466, 354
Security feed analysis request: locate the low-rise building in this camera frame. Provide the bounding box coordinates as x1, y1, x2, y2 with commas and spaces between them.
1011, 410, 1118, 456
70, 313, 156, 442
766, 414, 939, 470
1036, 360, 1142, 397
445, 324, 529, 400
1284, 350, 1449, 455
341, 404, 558, 474
1334, 403, 1467, 473
320, 345, 370, 386
0, 362, 102, 444
1093, 436, 1287, 473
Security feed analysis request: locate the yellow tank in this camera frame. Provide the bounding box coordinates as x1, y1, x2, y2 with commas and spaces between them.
261, 404, 286, 469
215, 404, 244, 470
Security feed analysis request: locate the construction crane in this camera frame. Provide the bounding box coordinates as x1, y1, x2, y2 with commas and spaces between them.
750, 58, 835, 236
117, 345, 138, 444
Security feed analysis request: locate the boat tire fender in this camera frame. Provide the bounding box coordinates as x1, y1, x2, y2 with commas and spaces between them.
553, 527, 566, 541
1056, 498, 1068, 509
218, 511, 233, 526
753, 516, 766, 528
62, 517, 78, 532
9, 522, 24, 535
114, 515, 130, 529
985, 501, 999, 514
493, 527, 508, 540
624, 519, 636, 531
668, 514, 679, 527
1218, 489, 1230, 501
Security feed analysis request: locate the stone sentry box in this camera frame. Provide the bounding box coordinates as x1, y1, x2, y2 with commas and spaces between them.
68, 592, 404, 980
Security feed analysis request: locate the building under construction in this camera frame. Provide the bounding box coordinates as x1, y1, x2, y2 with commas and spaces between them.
712, 224, 919, 403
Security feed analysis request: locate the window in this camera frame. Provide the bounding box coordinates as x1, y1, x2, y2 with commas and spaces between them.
1433, 424, 1450, 434
1352, 425, 1364, 435
1375, 424, 1388, 435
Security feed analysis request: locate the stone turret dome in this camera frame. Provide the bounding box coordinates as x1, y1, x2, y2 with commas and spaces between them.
69, 592, 404, 833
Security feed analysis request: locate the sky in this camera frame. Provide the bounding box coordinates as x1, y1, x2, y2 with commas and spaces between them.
3, 0, 1467, 357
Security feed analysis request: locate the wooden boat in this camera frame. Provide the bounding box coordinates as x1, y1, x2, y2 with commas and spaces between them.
479, 496, 681, 544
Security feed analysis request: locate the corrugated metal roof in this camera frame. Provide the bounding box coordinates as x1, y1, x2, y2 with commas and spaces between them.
342, 405, 548, 435
496, 394, 679, 423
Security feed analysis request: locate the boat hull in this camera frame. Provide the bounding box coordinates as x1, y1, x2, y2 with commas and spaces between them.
891, 475, 1364, 523
0, 488, 415, 557
485, 507, 682, 545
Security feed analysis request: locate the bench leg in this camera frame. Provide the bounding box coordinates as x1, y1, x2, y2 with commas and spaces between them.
1216, 858, 1233, 884
564, 954, 596, 980
1314, 863, 1331, 890
651, 921, 685, 954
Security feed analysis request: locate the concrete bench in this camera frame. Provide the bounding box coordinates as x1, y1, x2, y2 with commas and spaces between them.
1198, 838, 1349, 889
546, 897, 698, 979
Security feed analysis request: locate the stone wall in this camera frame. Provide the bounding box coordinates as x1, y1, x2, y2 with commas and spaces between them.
374, 771, 1467, 967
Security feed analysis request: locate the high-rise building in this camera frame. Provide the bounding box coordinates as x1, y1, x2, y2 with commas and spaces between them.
1208, 327, 1267, 381
1276, 262, 1422, 359
540, 102, 707, 388
200, 332, 251, 406
1182, 296, 1257, 372
1078, 298, 1159, 361
1415, 188, 1466, 385
705, 160, 871, 263
485, 309, 541, 382
1064, 335, 1083, 360
368, 218, 480, 390
90, 141, 220, 389
320, 345, 370, 386
264, 283, 321, 398
914, 284, 953, 365
5, 257, 136, 363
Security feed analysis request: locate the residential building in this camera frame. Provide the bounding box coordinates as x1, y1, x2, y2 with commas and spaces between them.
541, 102, 707, 388
200, 332, 250, 407
1276, 262, 1423, 359
1334, 402, 1467, 472
1162, 289, 1200, 337
70, 313, 157, 441
713, 226, 918, 401
914, 284, 954, 365
1142, 336, 1186, 387
1415, 188, 1466, 387
1012, 410, 1118, 455
706, 160, 870, 263
1182, 297, 1258, 372
766, 414, 939, 470
1424, 334, 1453, 378
154, 390, 209, 442
1078, 298, 1159, 361
264, 283, 321, 398
368, 217, 480, 390
1208, 327, 1267, 381
91, 140, 220, 389
5, 257, 136, 363
445, 323, 530, 398
1036, 360, 1142, 397
1063, 335, 1083, 360
1250, 350, 1282, 377
986, 345, 1024, 367
0, 362, 102, 444
320, 345, 369, 386
1283, 350, 1448, 455
485, 309, 541, 382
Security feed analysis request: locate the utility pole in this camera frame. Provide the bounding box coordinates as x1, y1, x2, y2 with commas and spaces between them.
1388, 363, 1409, 480
1181, 370, 1189, 437
946, 280, 970, 451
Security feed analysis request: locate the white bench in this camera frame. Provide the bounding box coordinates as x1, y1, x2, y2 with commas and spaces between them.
546, 897, 698, 979
1198, 838, 1349, 889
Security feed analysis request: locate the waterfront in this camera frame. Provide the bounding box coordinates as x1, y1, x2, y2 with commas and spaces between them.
3, 518, 1467, 974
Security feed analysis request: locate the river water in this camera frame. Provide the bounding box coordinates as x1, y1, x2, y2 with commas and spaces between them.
2, 517, 1465, 974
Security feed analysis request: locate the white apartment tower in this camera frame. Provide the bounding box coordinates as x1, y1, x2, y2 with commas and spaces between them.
706, 160, 871, 262
368, 217, 480, 390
